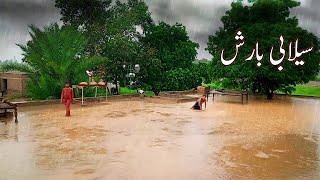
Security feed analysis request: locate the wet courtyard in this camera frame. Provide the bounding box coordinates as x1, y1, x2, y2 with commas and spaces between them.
0, 96, 320, 180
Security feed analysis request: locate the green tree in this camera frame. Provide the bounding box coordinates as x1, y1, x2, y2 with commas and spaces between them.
103, 34, 139, 86
55, 0, 152, 56
6, 24, 105, 99
55, 0, 113, 55
102, 0, 153, 88
162, 63, 211, 92
56, 0, 154, 93
55, 0, 111, 27
106, 0, 153, 35
136, 47, 164, 95
139, 22, 199, 94
142, 22, 199, 71
207, 0, 320, 99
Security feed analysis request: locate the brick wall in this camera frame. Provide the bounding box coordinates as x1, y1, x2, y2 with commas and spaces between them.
0, 72, 28, 96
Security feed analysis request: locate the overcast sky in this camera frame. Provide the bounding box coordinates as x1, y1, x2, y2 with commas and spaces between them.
0, 0, 319, 61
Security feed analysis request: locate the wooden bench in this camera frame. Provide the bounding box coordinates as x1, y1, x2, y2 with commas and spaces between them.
206, 90, 248, 104
0, 98, 18, 123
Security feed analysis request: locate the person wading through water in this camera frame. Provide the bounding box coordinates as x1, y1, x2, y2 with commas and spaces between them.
61, 82, 74, 117
191, 94, 207, 110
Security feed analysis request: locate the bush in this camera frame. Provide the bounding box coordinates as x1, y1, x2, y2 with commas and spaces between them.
164, 68, 197, 91
164, 63, 210, 91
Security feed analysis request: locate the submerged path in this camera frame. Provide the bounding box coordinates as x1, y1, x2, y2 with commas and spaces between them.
0, 96, 319, 179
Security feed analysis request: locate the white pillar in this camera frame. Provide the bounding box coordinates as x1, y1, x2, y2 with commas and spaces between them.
81, 87, 84, 105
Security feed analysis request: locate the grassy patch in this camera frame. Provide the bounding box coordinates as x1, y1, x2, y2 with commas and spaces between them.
202, 82, 223, 90
120, 87, 155, 97
292, 85, 320, 97
120, 87, 137, 95
204, 81, 320, 98
144, 91, 155, 97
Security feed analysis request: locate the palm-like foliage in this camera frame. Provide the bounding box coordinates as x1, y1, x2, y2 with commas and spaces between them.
3, 24, 105, 99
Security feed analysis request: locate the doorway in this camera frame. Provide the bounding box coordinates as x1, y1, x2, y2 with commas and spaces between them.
1, 79, 8, 96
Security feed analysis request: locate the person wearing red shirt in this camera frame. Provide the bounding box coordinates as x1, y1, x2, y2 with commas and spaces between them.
61, 83, 74, 116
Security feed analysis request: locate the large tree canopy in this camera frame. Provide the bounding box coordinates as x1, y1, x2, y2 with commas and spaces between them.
142, 22, 199, 71
102, 0, 153, 87
207, 0, 320, 99
139, 22, 200, 94
55, 0, 113, 55
55, 0, 111, 28
56, 0, 153, 82
55, 0, 152, 56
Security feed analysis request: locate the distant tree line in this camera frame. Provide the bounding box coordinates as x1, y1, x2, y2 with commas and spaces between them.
0, 0, 319, 99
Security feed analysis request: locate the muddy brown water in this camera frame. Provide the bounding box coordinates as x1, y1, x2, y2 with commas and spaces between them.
0, 96, 319, 180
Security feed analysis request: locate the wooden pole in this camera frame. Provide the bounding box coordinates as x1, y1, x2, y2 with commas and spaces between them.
106, 86, 108, 101
14, 107, 18, 123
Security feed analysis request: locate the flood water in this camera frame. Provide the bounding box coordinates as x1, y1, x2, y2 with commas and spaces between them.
0, 96, 319, 179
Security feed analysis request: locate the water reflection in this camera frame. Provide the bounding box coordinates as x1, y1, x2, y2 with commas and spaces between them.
219, 134, 319, 179
0, 120, 19, 141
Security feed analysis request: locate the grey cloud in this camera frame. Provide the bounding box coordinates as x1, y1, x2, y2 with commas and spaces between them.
292, 0, 320, 35
145, 0, 233, 59
0, 0, 60, 60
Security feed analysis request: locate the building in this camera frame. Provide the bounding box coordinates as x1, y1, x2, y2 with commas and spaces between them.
0, 71, 28, 96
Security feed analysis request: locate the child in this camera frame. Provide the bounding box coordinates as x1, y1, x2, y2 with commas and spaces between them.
191, 94, 207, 110
61, 83, 74, 116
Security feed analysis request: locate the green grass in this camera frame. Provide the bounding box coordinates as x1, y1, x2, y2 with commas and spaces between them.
202, 82, 223, 90
120, 87, 137, 95
204, 81, 320, 98
291, 85, 320, 97
120, 87, 155, 97
145, 91, 155, 97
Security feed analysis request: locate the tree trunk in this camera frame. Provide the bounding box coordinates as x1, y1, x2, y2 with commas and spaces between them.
266, 89, 274, 100
152, 87, 160, 96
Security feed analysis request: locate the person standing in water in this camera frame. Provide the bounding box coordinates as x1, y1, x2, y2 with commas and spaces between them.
192, 94, 207, 110
61, 83, 74, 116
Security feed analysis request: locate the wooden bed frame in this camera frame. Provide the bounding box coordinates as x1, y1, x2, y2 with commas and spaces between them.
206, 90, 249, 104
0, 98, 18, 123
